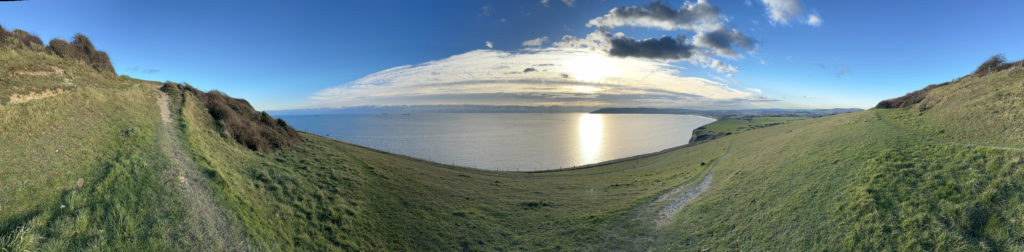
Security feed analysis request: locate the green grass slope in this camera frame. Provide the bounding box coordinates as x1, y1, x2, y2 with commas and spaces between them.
652, 64, 1024, 250
0, 34, 189, 250
4, 25, 1024, 251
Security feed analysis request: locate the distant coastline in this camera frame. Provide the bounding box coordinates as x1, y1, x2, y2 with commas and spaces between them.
590, 107, 863, 119
269, 105, 863, 118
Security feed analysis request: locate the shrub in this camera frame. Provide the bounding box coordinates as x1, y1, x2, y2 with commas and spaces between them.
71, 34, 96, 55
11, 29, 43, 46
875, 82, 950, 109
0, 26, 44, 50
39, 33, 116, 75
2, 27, 115, 75
69, 34, 116, 75
878, 54, 1023, 109
973, 54, 1006, 76
971, 54, 1023, 77
47, 38, 84, 59
0, 25, 9, 42
163, 82, 302, 151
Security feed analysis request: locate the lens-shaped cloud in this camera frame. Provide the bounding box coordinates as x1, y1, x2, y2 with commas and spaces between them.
311, 48, 770, 108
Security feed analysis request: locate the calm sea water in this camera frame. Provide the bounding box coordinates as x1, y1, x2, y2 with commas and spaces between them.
279, 113, 714, 171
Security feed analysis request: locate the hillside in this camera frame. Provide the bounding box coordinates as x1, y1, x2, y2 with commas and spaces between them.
3, 26, 1024, 251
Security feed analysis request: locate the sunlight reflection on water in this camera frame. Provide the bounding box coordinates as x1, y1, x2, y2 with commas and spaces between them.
280, 113, 714, 171
577, 113, 604, 164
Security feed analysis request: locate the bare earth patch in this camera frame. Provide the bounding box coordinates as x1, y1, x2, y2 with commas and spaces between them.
7, 88, 67, 105
8, 66, 65, 76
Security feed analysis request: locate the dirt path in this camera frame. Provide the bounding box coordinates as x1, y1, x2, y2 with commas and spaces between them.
650, 139, 733, 228
154, 87, 248, 250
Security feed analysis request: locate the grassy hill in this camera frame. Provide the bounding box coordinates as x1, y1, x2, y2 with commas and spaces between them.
3, 26, 1024, 251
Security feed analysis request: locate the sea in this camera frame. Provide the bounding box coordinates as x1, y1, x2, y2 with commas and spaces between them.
278, 113, 714, 171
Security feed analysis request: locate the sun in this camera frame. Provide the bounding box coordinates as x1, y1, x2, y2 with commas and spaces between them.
562, 53, 621, 83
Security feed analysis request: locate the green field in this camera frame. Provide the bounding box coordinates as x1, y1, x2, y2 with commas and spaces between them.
4, 29, 1024, 251
690, 116, 806, 143
700, 116, 805, 134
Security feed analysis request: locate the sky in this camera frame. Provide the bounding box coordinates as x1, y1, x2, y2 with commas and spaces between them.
1, 0, 1023, 110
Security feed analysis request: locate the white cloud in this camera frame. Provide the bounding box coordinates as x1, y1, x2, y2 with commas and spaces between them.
760, 0, 822, 27
807, 14, 822, 26
306, 1, 787, 109
709, 58, 738, 73
744, 0, 753, 6
586, 1, 725, 32
311, 48, 765, 108
760, 59, 767, 64
553, 30, 612, 51
522, 36, 549, 47
760, 0, 802, 25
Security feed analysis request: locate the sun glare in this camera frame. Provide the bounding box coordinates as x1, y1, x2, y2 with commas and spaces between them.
577, 113, 604, 164
562, 53, 621, 83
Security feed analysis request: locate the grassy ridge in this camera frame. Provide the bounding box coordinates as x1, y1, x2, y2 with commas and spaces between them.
0, 46, 188, 250
652, 67, 1024, 250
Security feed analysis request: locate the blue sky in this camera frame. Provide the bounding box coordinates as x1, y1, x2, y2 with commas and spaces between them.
1, 0, 1022, 110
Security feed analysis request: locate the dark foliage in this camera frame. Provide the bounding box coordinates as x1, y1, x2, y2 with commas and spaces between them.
47, 38, 83, 59
0, 26, 44, 50
44, 34, 116, 75
2, 26, 114, 75
878, 54, 1023, 109
973, 54, 1006, 76
875, 82, 951, 109
161, 82, 302, 151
